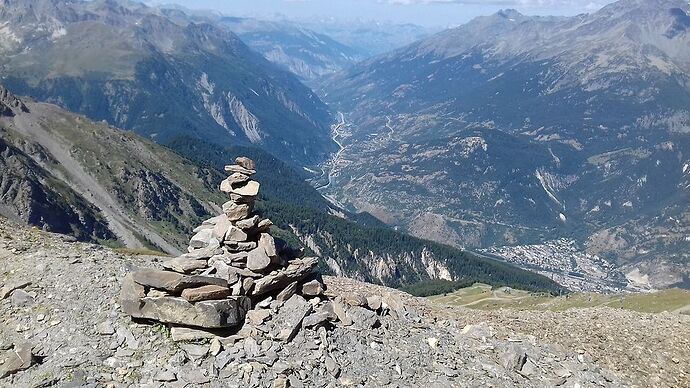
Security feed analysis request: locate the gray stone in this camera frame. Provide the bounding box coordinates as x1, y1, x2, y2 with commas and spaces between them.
276, 281, 298, 303
300, 279, 324, 297
0, 281, 31, 299
225, 164, 256, 176
190, 228, 214, 248
225, 241, 257, 252
222, 202, 252, 221
235, 215, 260, 230
211, 215, 232, 240
349, 306, 379, 329
154, 370, 177, 382
366, 295, 382, 311
247, 309, 272, 325
230, 180, 260, 197
170, 326, 217, 342
271, 295, 312, 342
224, 226, 248, 243
182, 242, 223, 260
259, 233, 278, 258
10, 289, 34, 307
302, 307, 336, 328
210, 338, 223, 356
202, 215, 226, 226
96, 321, 116, 335
229, 193, 256, 204
252, 257, 318, 296
332, 299, 352, 326
193, 224, 213, 233
235, 157, 256, 170
257, 219, 273, 233
181, 285, 231, 302
162, 257, 207, 274
123, 295, 250, 328
325, 355, 340, 377
342, 292, 368, 307
0, 343, 34, 379
132, 270, 227, 293
247, 246, 272, 272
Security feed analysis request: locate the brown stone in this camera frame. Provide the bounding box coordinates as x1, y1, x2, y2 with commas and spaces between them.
230, 180, 260, 197
162, 257, 208, 274
251, 257, 318, 296
182, 285, 231, 302
225, 164, 256, 176
222, 202, 252, 221
247, 246, 272, 272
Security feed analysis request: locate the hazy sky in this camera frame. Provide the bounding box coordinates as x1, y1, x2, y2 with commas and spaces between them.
149, 0, 617, 27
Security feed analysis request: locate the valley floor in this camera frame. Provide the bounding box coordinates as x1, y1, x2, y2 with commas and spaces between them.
0, 218, 687, 387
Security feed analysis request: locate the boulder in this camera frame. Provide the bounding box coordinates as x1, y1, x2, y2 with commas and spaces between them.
247, 309, 272, 325
123, 295, 250, 328
222, 202, 252, 221
276, 281, 298, 302
271, 295, 312, 342
235, 156, 256, 170
181, 285, 231, 302
252, 257, 319, 296
366, 295, 382, 311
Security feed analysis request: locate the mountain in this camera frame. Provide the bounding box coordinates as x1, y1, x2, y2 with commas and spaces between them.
319, 0, 690, 289
0, 85, 562, 292
0, 0, 336, 165
217, 17, 365, 82
302, 19, 438, 57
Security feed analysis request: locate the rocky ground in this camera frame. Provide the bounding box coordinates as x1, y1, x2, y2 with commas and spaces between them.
0, 218, 688, 387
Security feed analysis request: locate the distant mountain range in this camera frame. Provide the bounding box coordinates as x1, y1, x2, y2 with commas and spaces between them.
0, 0, 336, 165
319, 0, 690, 289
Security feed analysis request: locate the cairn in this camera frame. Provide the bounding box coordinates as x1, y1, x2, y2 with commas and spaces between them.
120, 157, 323, 331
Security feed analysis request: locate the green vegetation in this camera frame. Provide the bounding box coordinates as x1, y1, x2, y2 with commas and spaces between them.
401, 279, 474, 297
430, 284, 690, 314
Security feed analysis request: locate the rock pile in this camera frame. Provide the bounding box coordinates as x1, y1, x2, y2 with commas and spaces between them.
120, 157, 323, 331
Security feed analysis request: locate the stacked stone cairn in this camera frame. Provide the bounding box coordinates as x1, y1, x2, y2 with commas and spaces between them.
120, 157, 325, 335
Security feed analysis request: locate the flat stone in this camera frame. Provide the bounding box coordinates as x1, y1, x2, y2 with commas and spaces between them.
235, 157, 256, 170
332, 300, 352, 326
246, 309, 272, 325
120, 274, 147, 314
349, 306, 379, 330
252, 257, 318, 296
170, 326, 218, 342
10, 289, 34, 307
225, 241, 257, 252
366, 295, 382, 311
271, 295, 312, 342
300, 279, 324, 297
302, 307, 336, 328
190, 229, 215, 248
182, 241, 222, 260
154, 370, 177, 382
162, 258, 207, 274
182, 285, 231, 302
193, 224, 213, 233
0, 343, 34, 379
0, 281, 31, 299
131, 270, 227, 293
225, 164, 256, 176
222, 202, 252, 221
247, 247, 272, 272
123, 295, 250, 329
229, 193, 256, 204
202, 215, 226, 226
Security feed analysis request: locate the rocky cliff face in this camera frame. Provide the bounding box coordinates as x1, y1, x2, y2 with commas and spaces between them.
0, 86, 224, 252
319, 0, 690, 289
0, 0, 336, 166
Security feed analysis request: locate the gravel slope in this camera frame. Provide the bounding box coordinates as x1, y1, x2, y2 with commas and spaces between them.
0, 217, 687, 387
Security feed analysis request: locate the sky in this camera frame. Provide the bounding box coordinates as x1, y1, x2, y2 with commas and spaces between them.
147, 0, 617, 27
